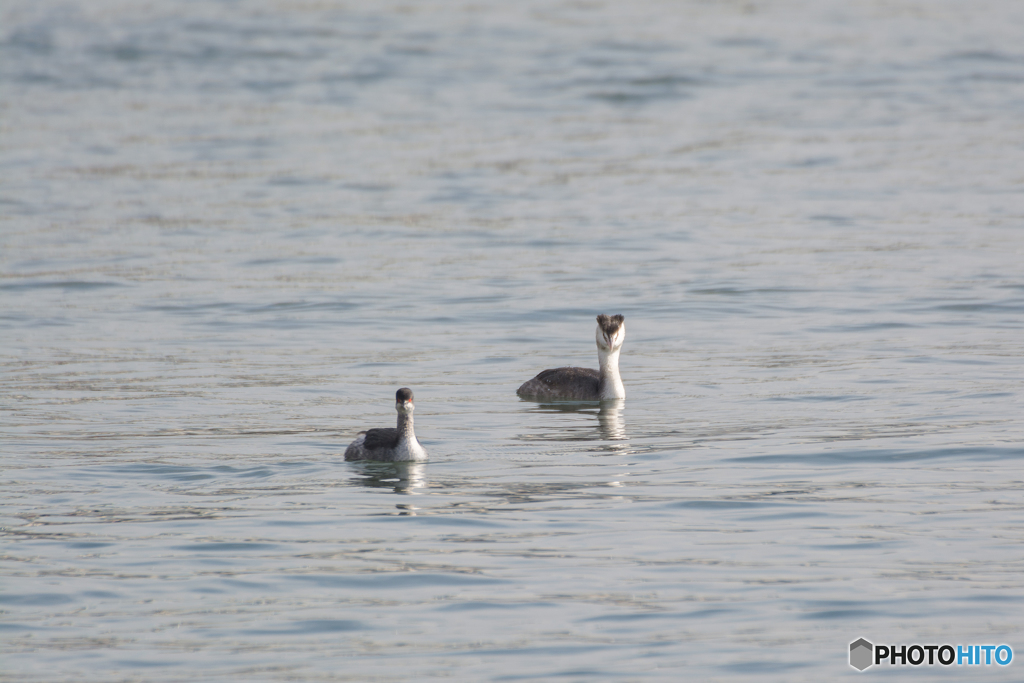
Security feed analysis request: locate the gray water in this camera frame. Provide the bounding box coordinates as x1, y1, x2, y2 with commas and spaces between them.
3, 1, 1024, 680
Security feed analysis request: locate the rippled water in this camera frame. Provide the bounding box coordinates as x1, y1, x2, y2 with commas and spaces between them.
3, 0, 1024, 680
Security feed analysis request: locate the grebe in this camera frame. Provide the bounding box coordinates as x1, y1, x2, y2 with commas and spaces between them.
517, 314, 626, 400
344, 388, 428, 462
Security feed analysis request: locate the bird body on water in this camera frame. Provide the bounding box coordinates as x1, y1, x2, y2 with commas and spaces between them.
345, 388, 428, 462
517, 314, 626, 401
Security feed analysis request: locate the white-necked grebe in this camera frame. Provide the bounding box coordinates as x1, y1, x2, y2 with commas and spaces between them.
517, 314, 626, 400
344, 388, 428, 462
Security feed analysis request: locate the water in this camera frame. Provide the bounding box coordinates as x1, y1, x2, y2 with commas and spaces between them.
2, 0, 1024, 680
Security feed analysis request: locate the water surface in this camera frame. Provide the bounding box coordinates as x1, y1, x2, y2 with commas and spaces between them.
2, 0, 1024, 680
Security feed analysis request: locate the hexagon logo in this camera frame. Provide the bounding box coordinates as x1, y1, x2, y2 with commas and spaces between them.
850, 638, 874, 671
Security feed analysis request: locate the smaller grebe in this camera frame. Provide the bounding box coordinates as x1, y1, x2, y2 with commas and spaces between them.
517, 314, 626, 400
345, 388, 428, 462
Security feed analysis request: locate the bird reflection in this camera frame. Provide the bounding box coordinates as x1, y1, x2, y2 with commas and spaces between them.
598, 399, 626, 441
518, 398, 629, 452
348, 461, 427, 494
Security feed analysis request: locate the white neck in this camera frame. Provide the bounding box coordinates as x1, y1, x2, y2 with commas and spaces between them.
598, 347, 625, 399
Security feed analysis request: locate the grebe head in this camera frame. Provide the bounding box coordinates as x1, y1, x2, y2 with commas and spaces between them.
395, 387, 415, 415
595, 314, 625, 352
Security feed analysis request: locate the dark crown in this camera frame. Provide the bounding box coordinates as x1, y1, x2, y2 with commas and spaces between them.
596, 314, 624, 335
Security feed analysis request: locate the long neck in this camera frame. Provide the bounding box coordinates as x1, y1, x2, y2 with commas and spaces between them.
598, 347, 625, 399
396, 410, 416, 442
